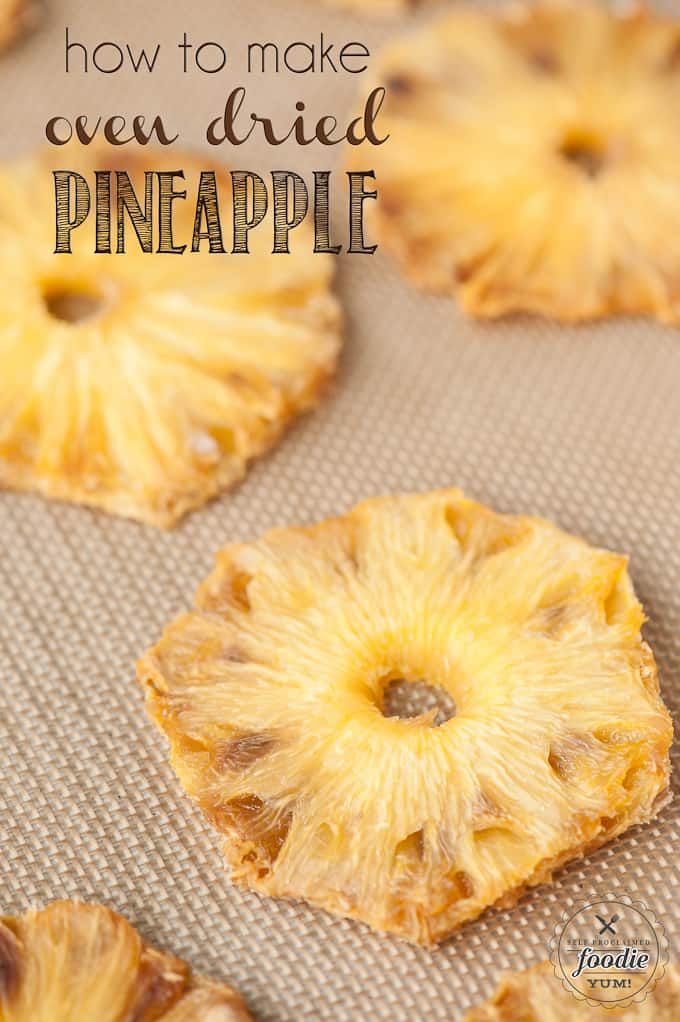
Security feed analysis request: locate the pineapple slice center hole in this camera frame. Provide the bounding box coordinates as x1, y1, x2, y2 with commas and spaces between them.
381, 678, 456, 727
559, 130, 608, 177
42, 283, 108, 324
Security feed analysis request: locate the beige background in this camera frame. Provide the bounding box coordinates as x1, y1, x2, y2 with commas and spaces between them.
0, 1, 678, 1019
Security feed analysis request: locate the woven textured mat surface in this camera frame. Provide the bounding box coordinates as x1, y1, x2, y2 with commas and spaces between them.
0, 1, 678, 1019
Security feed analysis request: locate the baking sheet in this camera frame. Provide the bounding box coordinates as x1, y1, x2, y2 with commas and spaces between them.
0, 1, 678, 1018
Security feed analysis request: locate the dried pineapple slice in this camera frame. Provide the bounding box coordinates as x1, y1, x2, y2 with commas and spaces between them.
464, 960, 679, 1020
0, 0, 37, 50
0, 900, 251, 1021
323, 0, 432, 17
0, 149, 341, 526
137, 489, 672, 945
356, 1, 680, 321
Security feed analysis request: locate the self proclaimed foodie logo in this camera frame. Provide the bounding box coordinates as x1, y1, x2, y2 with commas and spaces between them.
549, 894, 668, 1009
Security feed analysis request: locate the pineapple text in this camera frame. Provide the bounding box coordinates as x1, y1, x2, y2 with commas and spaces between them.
53, 169, 378, 255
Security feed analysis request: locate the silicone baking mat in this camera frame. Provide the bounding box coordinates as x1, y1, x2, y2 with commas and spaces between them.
0, 1, 677, 1018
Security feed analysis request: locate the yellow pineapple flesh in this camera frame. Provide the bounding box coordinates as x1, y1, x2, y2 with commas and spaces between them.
356, 1, 680, 321
0, 900, 251, 1021
0, 0, 37, 50
137, 489, 672, 945
0, 149, 341, 526
464, 960, 679, 1020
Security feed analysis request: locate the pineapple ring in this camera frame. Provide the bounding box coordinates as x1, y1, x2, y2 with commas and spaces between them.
356, 1, 680, 321
0, 149, 341, 527
0, 900, 252, 1020
138, 490, 672, 945
463, 960, 679, 1020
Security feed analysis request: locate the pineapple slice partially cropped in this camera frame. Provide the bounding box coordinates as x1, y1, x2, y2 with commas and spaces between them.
323, 0, 433, 17
0, 901, 251, 1021
0, 0, 37, 50
137, 490, 672, 945
0, 149, 341, 526
464, 961, 679, 1020
356, 1, 680, 321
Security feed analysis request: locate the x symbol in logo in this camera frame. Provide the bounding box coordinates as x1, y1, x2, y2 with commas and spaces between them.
596, 914, 619, 935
